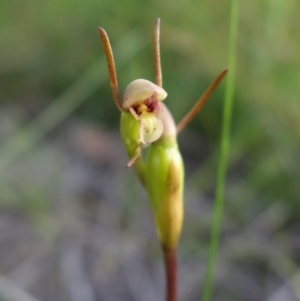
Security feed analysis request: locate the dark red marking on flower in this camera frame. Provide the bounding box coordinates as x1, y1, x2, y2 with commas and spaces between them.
145, 95, 163, 114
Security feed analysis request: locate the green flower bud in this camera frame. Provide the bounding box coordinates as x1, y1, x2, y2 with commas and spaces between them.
100, 22, 185, 251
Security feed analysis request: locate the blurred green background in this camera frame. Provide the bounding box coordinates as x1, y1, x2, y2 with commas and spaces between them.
0, 0, 299, 301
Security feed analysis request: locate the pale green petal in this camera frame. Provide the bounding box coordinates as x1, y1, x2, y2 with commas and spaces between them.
139, 113, 163, 144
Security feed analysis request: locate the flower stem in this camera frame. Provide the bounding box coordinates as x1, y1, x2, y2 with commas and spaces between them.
163, 248, 177, 301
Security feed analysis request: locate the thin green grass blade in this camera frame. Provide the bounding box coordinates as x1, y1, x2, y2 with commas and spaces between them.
202, 1, 239, 300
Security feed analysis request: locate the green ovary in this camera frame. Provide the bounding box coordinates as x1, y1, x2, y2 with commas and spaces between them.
145, 138, 184, 250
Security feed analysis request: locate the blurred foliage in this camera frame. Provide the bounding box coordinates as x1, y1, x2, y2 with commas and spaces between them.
0, 0, 300, 300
